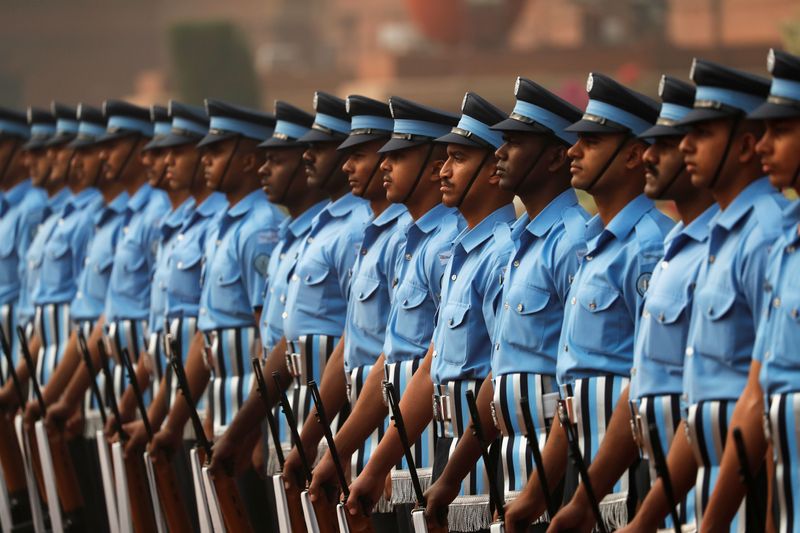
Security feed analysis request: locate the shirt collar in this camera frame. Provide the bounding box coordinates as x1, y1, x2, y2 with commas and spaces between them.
227, 189, 265, 219
326, 192, 368, 218
195, 192, 227, 219
456, 203, 516, 253
5, 179, 31, 205
93, 191, 129, 223
678, 203, 718, 243
47, 187, 71, 212
713, 177, 775, 231
127, 183, 153, 212
164, 197, 195, 228
412, 203, 454, 234
511, 213, 530, 240
601, 194, 655, 242
781, 200, 800, 244
526, 188, 580, 238
68, 187, 100, 209
371, 203, 407, 228
286, 200, 328, 239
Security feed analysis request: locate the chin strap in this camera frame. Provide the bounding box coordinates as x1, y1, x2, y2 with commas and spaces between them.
318, 152, 347, 191
454, 151, 491, 209
512, 141, 549, 194
584, 135, 631, 192
217, 135, 242, 192
708, 116, 742, 190
791, 162, 800, 188
655, 160, 687, 199
112, 134, 142, 182
357, 157, 385, 198
401, 143, 436, 204
276, 156, 305, 204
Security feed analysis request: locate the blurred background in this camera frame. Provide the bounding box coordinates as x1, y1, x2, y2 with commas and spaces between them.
2, 0, 798, 212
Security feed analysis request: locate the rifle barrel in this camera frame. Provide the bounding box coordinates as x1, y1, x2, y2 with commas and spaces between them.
272, 372, 313, 483
77, 330, 108, 427
119, 348, 153, 440
17, 326, 46, 416
165, 335, 212, 458
384, 382, 425, 507
97, 339, 128, 441
308, 380, 348, 499
251, 358, 285, 468
465, 389, 505, 521
519, 396, 556, 519
0, 327, 26, 408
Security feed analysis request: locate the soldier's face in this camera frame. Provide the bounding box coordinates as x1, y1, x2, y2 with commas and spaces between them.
679, 118, 738, 190
494, 132, 550, 193
303, 142, 341, 190
99, 136, 138, 181
165, 144, 200, 192
342, 140, 385, 200
380, 145, 432, 204
26, 150, 51, 186
70, 145, 104, 188
201, 139, 237, 192
0, 139, 26, 183
439, 143, 495, 207
567, 132, 629, 192
642, 136, 687, 200
49, 145, 75, 184
142, 148, 169, 189
756, 117, 800, 190
259, 147, 305, 204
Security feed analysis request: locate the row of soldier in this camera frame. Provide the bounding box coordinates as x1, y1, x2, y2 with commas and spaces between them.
0, 46, 798, 533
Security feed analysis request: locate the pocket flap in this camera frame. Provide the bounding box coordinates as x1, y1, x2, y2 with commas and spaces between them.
699, 289, 736, 320
300, 260, 330, 286
123, 254, 147, 273
175, 249, 203, 271
443, 302, 470, 329
352, 276, 381, 302
398, 285, 427, 310
511, 285, 551, 315
578, 285, 620, 313
48, 239, 71, 259
644, 294, 688, 325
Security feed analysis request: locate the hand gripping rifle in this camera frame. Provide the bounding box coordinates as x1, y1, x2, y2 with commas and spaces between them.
0, 328, 31, 495
519, 396, 557, 521
646, 423, 681, 533
18, 326, 84, 532
168, 337, 252, 532
556, 399, 607, 533
464, 390, 505, 532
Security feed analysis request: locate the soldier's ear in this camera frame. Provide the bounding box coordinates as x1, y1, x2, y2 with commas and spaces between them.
625, 140, 646, 170
547, 144, 569, 173
240, 151, 258, 172
429, 159, 445, 181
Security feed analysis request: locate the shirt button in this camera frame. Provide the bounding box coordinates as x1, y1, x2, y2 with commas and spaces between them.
504, 302, 509, 310
358, 292, 364, 298
200, 307, 207, 314
661, 261, 669, 270
280, 295, 285, 303
76, 291, 82, 298
448, 318, 454, 326
84, 258, 90, 266
282, 312, 288, 319
685, 346, 694, 357
517, 303, 524, 312
791, 308, 799, 319
773, 297, 781, 308
279, 253, 285, 260
58, 218, 64, 225
585, 255, 593, 261
764, 350, 770, 359
432, 350, 438, 358
292, 275, 299, 281
564, 345, 569, 352
495, 343, 500, 351
513, 260, 520, 268
307, 237, 314, 244
658, 312, 665, 322
216, 240, 221, 246
589, 301, 597, 310
643, 309, 650, 318
787, 245, 795, 254
361, 248, 367, 255
177, 261, 183, 269
405, 253, 412, 261
571, 297, 576, 305
451, 274, 457, 281
631, 368, 637, 376
708, 255, 715, 264
177, 234, 184, 241
402, 299, 408, 305
123, 226, 129, 234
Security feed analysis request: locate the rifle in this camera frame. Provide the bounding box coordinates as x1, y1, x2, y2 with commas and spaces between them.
647, 423, 681, 533
519, 396, 557, 520
168, 337, 253, 533
251, 357, 304, 533
384, 381, 440, 533
464, 390, 505, 532
732, 427, 762, 529
121, 343, 194, 533
556, 399, 607, 533
18, 325, 84, 532
273, 372, 337, 533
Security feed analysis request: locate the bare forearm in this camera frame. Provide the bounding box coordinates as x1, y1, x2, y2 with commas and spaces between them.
333, 354, 390, 456
42, 332, 80, 404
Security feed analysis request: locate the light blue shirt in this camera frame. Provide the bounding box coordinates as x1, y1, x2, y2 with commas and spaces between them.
685, 178, 787, 404
18, 188, 71, 324
282, 193, 371, 340
557, 194, 674, 385
260, 201, 328, 352
756, 201, 800, 396
105, 184, 170, 322
383, 204, 464, 364
164, 193, 227, 321
70, 192, 129, 321
34, 187, 103, 305
198, 190, 285, 331
431, 204, 516, 384
344, 203, 410, 371
629, 204, 718, 400
0, 180, 47, 306
491, 190, 588, 377
148, 197, 196, 333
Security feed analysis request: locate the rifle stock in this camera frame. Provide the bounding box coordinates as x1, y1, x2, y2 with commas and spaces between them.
0, 328, 31, 493
518, 396, 556, 520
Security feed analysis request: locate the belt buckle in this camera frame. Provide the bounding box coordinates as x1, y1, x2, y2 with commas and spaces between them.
564, 396, 576, 425
490, 399, 499, 430
285, 351, 301, 377
381, 380, 390, 407
432, 394, 442, 422
763, 411, 772, 445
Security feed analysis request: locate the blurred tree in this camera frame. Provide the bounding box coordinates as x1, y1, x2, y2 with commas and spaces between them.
783, 15, 800, 54
168, 20, 260, 108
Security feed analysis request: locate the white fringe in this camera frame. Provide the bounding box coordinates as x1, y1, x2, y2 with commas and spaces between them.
82, 412, 104, 438
447, 494, 492, 532
390, 468, 433, 505
599, 491, 628, 531
504, 491, 549, 524
375, 493, 394, 514
267, 444, 293, 475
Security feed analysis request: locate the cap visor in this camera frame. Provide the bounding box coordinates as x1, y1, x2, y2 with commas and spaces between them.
196, 131, 237, 148
337, 133, 388, 151
490, 117, 550, 134
433, 131, 485, 148
258, 136, 304, 149
377, 137, 429, 154
747, 101, 800, 120
65, 136, 100, 149
152, 133, 202, 150
564, 119, 627, 134
674, 108, 738, 127
637, 124, 687, 139
297, 129, 347, 144
43, 132, 76, 148
21, 137, 50, 151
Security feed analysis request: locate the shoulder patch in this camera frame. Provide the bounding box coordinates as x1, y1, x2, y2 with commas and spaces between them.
254, 254, 270, 276
258, 229, 280, 244
438, 251, 452, 266
636, 272, 652, 297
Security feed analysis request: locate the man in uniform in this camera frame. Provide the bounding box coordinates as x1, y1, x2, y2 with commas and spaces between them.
618, 59, 782, 533
503, 73, 674, 532
548, 76, 717, 532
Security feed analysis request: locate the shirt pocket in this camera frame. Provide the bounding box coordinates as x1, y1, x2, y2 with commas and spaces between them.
85, 254, 114, 301
169, 248, 204, 301
295, 259, 331, 315
351, 275, 388, 335
42, 239, 73, 285
571, 283, 622, 354
114, 243, 148, 297
770, 292, 800, 366
393, 282, 433, 346
640, 294, 689, 367
441, 301, 470, 366
210, 260, 245, 315
692, 288, 743, 366
501, 283, 551, 354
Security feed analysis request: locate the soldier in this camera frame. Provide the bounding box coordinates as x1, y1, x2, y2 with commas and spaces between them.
618, 59, 781, 533
306, 96, 461, 533
503, 73, 674, 532
345, 92, 515, 533
678, 49, 800, 532
548, 76, 716, 532
422, 77, 587, 530
148, 99, 285, 526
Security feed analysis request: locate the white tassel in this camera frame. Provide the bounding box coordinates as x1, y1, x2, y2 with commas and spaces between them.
504, 491, 549, 524
599, 491, 628, 531
390, 468, 433, 505
447, 494, 492, 532
267, 444, 293, 476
